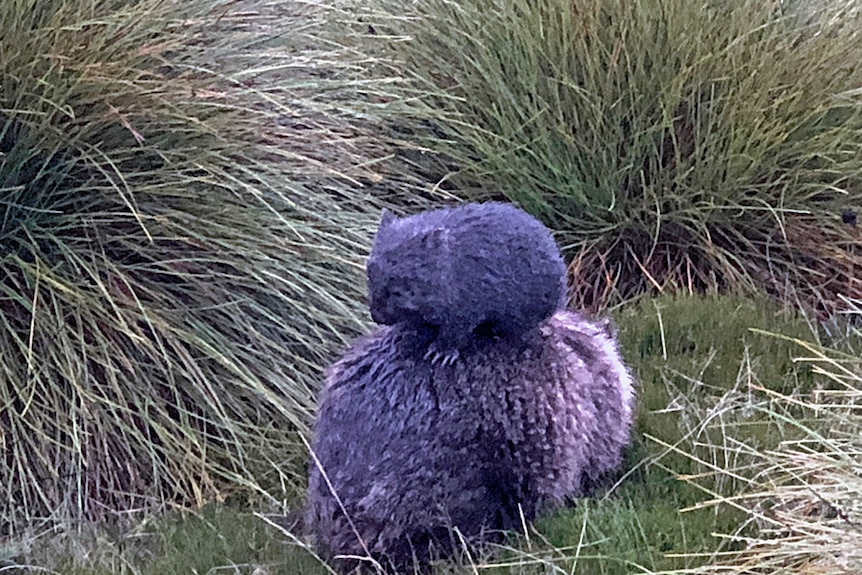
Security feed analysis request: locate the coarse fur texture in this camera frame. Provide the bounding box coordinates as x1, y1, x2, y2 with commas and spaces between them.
306, 313, 635, 573
306, 201, 635, 573
366, 202, 567, 353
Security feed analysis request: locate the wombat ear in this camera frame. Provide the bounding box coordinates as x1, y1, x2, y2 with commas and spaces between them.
379, 209, 396, 229
421, 226, 449, 250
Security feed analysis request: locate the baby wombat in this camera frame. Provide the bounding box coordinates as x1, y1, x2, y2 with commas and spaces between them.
366, 202, 567, 352
306, 202, 635, 573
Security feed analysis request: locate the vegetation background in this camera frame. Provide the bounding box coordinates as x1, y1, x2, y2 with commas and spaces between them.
1, 0, 860, 573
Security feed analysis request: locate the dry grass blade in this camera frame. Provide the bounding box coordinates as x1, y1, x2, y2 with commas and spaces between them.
669, 334, 862, 575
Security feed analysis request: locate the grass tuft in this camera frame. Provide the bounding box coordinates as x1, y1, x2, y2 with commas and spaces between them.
0, 0, 387, 531
335, 0, 862, 312
680, 317, 862, 574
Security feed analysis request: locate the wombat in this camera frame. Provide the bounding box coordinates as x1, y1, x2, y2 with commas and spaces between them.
366, 202, 568, 354
305, 202, 635, 573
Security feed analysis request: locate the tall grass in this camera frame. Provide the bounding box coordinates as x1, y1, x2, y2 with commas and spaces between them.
0, 0, 393, 531
333, 0, 862, 311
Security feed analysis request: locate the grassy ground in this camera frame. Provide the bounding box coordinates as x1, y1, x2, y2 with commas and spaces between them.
3, 0, 861, 574
7, 293, 855, 575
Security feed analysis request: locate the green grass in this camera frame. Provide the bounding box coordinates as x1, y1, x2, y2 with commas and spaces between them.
0, 0, 396, 530
9, 293, 852, 575
330, 0, 862, 311
674, 328, 862, 574
3, 1, 861, 574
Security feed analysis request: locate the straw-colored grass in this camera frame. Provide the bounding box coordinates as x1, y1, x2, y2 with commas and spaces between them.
0, 0, 397, 531
676, 308, 862, 575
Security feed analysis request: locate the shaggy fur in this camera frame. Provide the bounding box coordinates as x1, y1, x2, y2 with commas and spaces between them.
366, 202, 567, 352
306, 314, 635, 572
306, 202, 635, 573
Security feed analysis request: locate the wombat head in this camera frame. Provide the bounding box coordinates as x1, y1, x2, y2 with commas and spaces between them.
366, 203, 567, 350
366, 209, 452, 328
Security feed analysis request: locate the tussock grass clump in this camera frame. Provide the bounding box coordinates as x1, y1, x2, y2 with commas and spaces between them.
344, 0, 862, 312
0, 0, 379, 531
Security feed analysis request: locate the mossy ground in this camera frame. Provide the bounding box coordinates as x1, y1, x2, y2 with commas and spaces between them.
8, 293, 841, 575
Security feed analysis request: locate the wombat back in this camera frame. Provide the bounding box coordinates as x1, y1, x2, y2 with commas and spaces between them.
305, 311, 635, 573
307, 202, 635, 573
